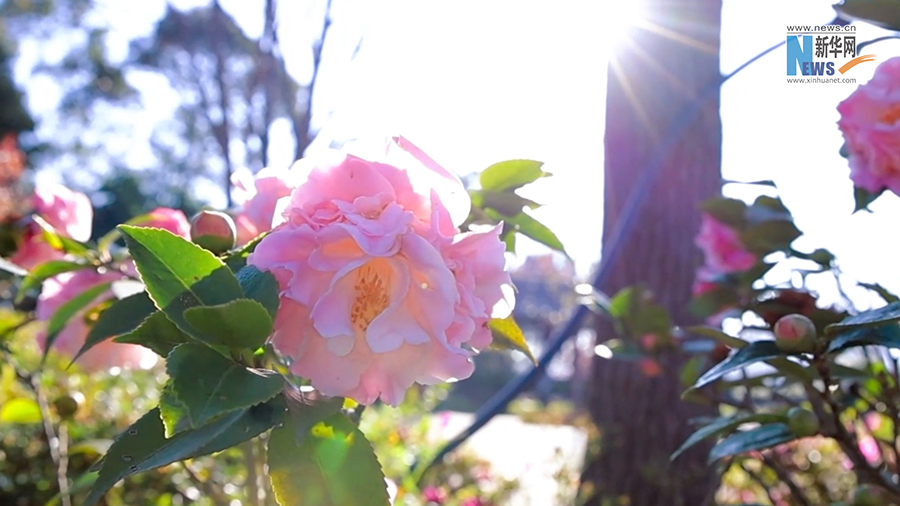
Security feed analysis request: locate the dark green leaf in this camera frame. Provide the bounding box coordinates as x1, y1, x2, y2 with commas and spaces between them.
671, 413, 787, 461
827, 324, 900, 353
685, 326, 747, 349
700, 198, 746, 228
689, 286, 740, 319
740, 220, 801, 254
74, 292, 157, 363
16, 260, 89, 303
82, 408, 244, 506
470, 189, 540, 217
267, 413, 390, 506
479, 159, 549, 192
826, 302, 900, 336
490, 209, 565, 254
236, 265, 280, 320
113, 311, 191, 357
839, 142, 849, 159
834, 0, 900, 31
707, 423, 797, 463
224, 232, 268, 272
166, 343, 284, 429
859, 283, 900, 304
182, 299, 273, 349
751, 195, 790, 215
689, 341, 786, 391
184, 398, 285, 459
854, 186, 883, 213
284, 388, 344, 446
44, 282, 112, 361
487, 315, 537, 364
119, 226, 244, 337
0, 258, 27, 277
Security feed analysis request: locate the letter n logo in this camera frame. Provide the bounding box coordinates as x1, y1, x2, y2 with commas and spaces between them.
786, 35, 812, 76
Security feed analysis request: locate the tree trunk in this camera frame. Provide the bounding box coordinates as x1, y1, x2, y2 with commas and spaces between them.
584, 1, 723, 505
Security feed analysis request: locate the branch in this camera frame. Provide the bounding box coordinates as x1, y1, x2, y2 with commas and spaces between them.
761, 454, 812, 506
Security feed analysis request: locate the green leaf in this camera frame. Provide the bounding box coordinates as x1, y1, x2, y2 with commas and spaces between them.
96, 213, 158, 254
689, 286, 740, 319
490, 209, 565, 254
834, 0, 900, 31
488, 315, 537, 364
739, 220, 801, 254
826, 302, 900, 336
83, 403, 282, 506
119, 226, 244, 337
707, 423, 797, 463
43, 282, 112, 361
182, 299, 273, 349
112, 311, 191, 357
16, 260, 90, 303
860, 282, 900, 304
267, 413, 390, 506
166, 343, 284, 429
0, 397, 42, 424
827, 324, 900, 354
671, 413, 787, 461
689, 341, 786, 391
158, 381, 190, 438
853, 186, 883, 213
470, 189, 541, 217
74, 292, 157, 363
700, 198, 746, 228
224, 232, 268, 272
685, 326, 747, 349
237, 265, 280, 319
32, 215, 91, 257
479, 159, 549, 192
284, 389, 344, 445
0, 258, 27, 277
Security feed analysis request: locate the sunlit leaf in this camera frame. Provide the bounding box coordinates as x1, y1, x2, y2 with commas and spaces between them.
479, 159, 549, 192
183, 299, 273, 349
826, 302, 900, 336
488, 315, 537, 364
113, 310, 191, 357
0, 397, 42, 424
74, 291, 157, 363
267, 413, 389, 506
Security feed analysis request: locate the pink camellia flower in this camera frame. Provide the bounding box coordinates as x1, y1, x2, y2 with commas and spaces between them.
422, 486, 446, 504
36, 269, 152, 372
838, 57, 900, 196
143, 207, 191, 238
232, 167, 294, 245
250, 136, 511, 406
11, 185, 93, 269
695, 214, 756, 274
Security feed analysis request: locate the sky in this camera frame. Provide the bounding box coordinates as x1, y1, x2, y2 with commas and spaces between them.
15, 0, 900, 297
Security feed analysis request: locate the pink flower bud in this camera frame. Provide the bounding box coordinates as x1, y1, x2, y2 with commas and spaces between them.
190, 211, 237, 254
773, 314, 816, 353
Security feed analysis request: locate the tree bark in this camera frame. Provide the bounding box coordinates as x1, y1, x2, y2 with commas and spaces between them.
584, 1, 723, 505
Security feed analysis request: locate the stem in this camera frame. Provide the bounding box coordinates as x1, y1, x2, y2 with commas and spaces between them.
33, 375, 71, 506
244, 440, 262, 506
740, 461, 778, 506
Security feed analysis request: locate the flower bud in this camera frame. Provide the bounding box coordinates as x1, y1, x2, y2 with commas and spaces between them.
190, 211, 236, 254
773, 314, 817, 353
786, 406, 819, 437
53, 394, 81, 420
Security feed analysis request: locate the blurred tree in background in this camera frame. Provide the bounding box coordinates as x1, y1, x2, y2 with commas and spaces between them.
0, 0, 339, 236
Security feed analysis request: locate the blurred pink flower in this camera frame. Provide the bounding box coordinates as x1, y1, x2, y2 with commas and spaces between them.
33, 184, 93, 242
838, 57, 900, 196
144, 207, 191, 238
695, 214, 756, 274
422, 486, 446, 504
232, 167, 294, 245
36, 269, 151, 372
11, 185, 93, 269
250, 136, 510, 405
858, 434, 882, 465
461, 499, 487, 506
